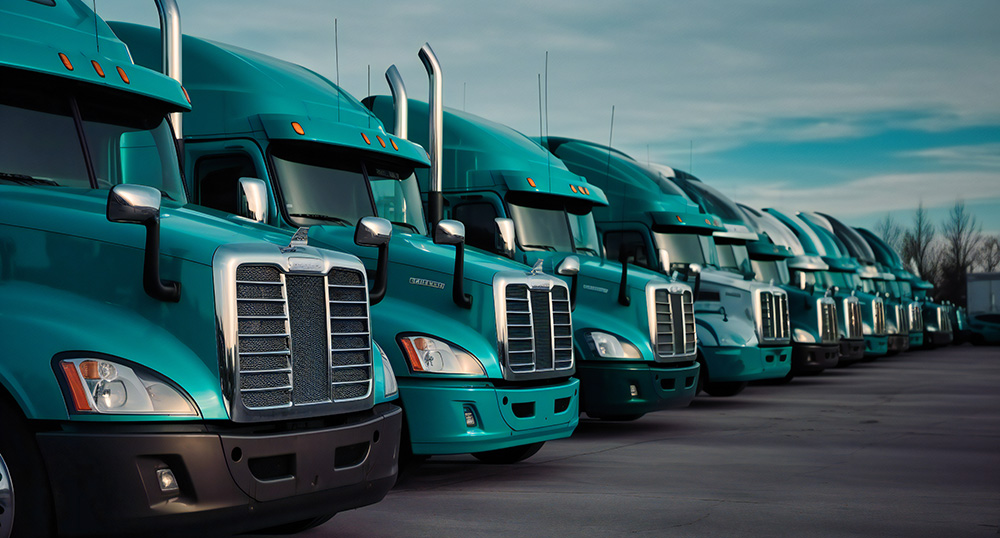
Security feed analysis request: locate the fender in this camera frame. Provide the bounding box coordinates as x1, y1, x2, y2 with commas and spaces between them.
0, 281, 226, 421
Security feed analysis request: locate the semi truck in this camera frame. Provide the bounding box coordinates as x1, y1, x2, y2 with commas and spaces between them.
115, 26, 580, 463
540, 140, 791, 394
805, 213, 916, 354
965, 272, 1000, 344
0, 1, 403, 535
649, 167, 838, 375
764, 210, 890, 359
739, 205, 865, 365
366, 76, 700, 419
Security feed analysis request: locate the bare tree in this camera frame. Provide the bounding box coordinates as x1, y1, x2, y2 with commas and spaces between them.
980, 236, 1000, 272
875, 213, 904, 253
901, 201, 937, 282
937, 200, 982, 306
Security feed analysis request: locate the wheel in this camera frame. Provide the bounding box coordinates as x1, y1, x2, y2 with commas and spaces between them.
255, 514, 333, 534
0, 399, 54, 538
702, 381, 747, 397
472, 442, 544, 464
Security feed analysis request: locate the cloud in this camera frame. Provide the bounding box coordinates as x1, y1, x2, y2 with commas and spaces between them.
898, 143, 1000, 169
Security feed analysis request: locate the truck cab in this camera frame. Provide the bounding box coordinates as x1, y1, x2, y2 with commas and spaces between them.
739, 205, 859, 366
652, 169, 837, 376
367, 94, 699, 419
0, 1, 402, 535
114, 26, 579, 463
541, 139, 792, 393
765, 209, 891, 359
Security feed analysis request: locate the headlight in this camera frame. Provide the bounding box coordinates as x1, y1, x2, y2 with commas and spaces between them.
57, 358, 198, 416
375, 343, 398, 397
793, 328, 817, 343
399, 336, 486, 375
862, 321, 872, 335
585, 332, 642, 359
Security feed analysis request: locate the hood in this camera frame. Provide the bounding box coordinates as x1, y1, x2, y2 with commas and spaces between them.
0, 186, 292, 266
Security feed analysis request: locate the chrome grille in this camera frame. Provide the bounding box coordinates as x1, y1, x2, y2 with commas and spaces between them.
235, 264, 371, 412
938, 308, 953, 333
896, 304, 909, 334
501, 280, 573, 378
819, 299, 837, 343
649, 286, 697, 360
844, 297, 863, 339
757, 290, 790, 343
909, 303, 923, 331
873, 298, 886, 335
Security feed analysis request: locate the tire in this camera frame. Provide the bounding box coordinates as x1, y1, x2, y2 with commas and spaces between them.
0, 399, 54, 538
702, 381, 747, 397
472, 442, 544, 464
255, 514, 334, 534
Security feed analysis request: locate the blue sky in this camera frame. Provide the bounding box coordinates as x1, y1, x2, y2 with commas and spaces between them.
100, 0, 1000, 236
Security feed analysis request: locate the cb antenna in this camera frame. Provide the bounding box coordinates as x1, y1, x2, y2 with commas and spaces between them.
93, 1, 99, 52
335, 18, 340, 122
537, 74, 544, 139
367, 64, 371, 127
545, 51, 551, 187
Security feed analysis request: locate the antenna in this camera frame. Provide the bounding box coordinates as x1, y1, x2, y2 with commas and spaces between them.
537, 74, 544, 139
335, 18, 340, 122
463, 82, 467, 111
367, 64, 371, 128
689, 140, 693, 173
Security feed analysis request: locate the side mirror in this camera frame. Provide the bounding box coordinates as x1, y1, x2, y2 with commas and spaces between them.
237, 177, 269, 224
689, 263, 703, 299
434, 219, 465, 246
557, 255, 580, 310
494, 217, 516, 259
355, 217, 393, 306
434, 220, 473, 308
797, 272, 808, 291
107, 184, 180, 303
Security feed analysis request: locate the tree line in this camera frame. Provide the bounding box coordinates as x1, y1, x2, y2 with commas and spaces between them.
875, 201, 998, 308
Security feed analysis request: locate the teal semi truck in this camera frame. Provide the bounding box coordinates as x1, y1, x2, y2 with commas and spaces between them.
115, 26, 580, 463
765, 209, 891, 359
0, 1, 404, 536
804, 213, 915, 354
649, 167, 838, 375
540, 140, 791, 394
367, 79, 699, 418
738, 205, 865, 365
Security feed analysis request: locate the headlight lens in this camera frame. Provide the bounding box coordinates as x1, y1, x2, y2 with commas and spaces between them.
58, 358, 198, 416
586, 331, 642, 359
793, 328, 817, 343
376, 343, 398, 397
399, 336, 486, 375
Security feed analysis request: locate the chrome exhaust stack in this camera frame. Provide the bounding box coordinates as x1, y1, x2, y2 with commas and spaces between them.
419, 43, 444, 228
154, 0, 182, 140
384, 65, 408, 139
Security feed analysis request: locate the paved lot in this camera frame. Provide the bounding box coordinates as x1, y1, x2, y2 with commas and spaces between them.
267, 346, 999, 537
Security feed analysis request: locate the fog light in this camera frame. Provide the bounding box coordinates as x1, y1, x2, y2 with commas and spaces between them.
157, 468, 179, 494
629, 384, 638, 397
463, 406, 477, 428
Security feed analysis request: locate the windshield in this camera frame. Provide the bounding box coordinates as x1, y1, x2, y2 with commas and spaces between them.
508, 202, 575, 252
568, 211, 601, 256
271, 143, 376, 227
752, 259, 790, 285
652, 232, 719, 271
900, 281, 913, 297
1, 89, 184, 201
370, 171, 427, 235
717, 243, 753, 275
861, 278, 877, 294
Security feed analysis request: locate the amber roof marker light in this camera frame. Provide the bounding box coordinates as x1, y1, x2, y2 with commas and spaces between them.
91, 60, 105, 78
527, 177, 536, 188
291, 121, 305, 135
116, 66, 129, 84
59, 53, 74, 71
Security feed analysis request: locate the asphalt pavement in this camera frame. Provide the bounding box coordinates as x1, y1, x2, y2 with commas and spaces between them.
259, 345, 1000, 537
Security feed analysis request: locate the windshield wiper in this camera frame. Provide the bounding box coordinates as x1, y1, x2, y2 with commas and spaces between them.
390, 221, 420, 233
289, 213, 351, 226
522, 244, 556, 251
0, 172, 59, 186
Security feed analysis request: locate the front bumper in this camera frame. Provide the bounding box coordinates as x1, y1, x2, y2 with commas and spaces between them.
37, 404, 402, 537
576, 360, 699, 417
838, 338, 865, 365
398, 377, 579, 455
791, 342, 840, 373
864, 335, 889, 358
924, 330, 954, 347
908, 331, 924, 348
701, 345, 791, 383
886, 334, 909, 354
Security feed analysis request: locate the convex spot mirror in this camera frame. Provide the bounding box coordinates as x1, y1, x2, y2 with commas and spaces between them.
237, 177, 269, 224
434, 220, 465, 246
355, 217, 393, 247
107, 184, 161, 224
